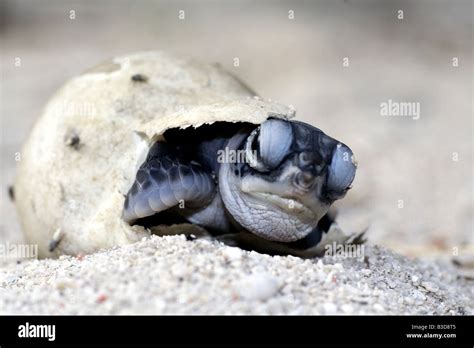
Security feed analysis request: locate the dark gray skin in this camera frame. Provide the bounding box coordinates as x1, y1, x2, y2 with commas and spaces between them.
123, 118, 357, 254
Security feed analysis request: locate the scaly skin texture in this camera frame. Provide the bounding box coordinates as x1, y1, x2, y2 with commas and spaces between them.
122, 156, 216, 224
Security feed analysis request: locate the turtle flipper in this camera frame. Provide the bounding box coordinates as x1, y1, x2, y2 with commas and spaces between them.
123, 148, 216, 224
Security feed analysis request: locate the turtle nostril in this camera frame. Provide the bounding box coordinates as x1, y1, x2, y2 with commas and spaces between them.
298, 151, 322, 170
295, 171, 314, 189
298, 152, 311, 166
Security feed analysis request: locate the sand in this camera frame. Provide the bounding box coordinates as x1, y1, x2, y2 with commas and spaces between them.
0, 235, 472, 315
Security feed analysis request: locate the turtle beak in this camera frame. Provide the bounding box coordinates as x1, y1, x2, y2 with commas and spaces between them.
324, 143, 357, 201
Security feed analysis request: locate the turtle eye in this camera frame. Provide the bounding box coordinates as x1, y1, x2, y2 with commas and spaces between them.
258, 119, 293, 169
250, 129, 260, 152
325, 143, 357, 199
245, 127, 268, 172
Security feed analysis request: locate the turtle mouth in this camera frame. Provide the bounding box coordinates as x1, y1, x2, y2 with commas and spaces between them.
238, 190, 318, 241
247, 191, 314, 216
237, 167, 326, 224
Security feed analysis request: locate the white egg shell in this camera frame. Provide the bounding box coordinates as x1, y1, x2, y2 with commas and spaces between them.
14, 51, 294, 258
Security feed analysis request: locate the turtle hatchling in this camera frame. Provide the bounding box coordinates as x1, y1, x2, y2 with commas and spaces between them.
14, 51, 359, 258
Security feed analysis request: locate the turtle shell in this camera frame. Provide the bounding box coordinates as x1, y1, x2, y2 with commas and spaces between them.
14, 51, 295, 258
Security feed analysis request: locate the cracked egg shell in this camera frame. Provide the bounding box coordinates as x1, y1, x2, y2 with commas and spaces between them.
14, 51, 294, 258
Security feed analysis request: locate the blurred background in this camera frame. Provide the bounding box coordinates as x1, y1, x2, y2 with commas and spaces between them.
0, 0, 472, 260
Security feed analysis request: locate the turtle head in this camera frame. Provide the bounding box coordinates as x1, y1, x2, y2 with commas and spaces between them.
219, 118, 357, 242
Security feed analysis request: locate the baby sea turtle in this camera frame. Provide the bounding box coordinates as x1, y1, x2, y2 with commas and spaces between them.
123, 118, 357, 255
14, 51, 359, 258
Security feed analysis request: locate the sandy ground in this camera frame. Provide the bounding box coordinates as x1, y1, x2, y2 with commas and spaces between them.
1, 235, 472, 314
0, 0, 472, 314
